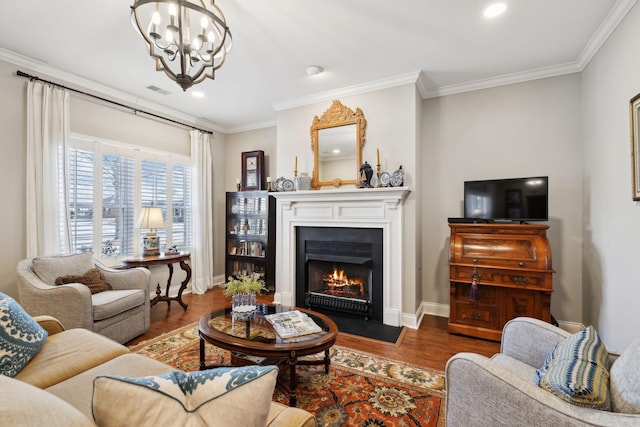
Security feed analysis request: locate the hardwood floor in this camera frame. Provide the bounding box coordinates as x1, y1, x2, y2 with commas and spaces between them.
127, 287, 500, 372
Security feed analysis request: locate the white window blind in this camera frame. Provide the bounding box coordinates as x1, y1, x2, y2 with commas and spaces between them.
68, 148, 95, 253
63, 136, 192, 259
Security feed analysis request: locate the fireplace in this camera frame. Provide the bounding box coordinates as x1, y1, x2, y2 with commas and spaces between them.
296, 227, 383, 322
271, 187, 411, 327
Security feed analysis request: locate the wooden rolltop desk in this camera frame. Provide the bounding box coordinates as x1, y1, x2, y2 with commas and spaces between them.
448, 223, 554, 341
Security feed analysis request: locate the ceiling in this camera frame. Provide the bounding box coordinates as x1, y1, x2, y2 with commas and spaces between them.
0, 0, 634, 133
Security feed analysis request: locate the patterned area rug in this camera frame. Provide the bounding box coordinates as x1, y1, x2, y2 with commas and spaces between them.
130, 323, 446, 427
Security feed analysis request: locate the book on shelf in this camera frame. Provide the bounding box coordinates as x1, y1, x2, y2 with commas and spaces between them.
264, 310, 322, 339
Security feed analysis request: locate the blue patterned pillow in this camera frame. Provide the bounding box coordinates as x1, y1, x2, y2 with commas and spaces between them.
92, 366, 278, 427
533, 325, 611, 410
0, 292, 48, 377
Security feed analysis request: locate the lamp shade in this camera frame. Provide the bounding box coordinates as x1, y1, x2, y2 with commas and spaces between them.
136, 207, 166, 230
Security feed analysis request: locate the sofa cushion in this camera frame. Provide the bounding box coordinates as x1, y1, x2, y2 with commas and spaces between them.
534, 325, 611, 410
15, 328, 128, 388
0, 374, 95, 427
92, 366, 278, 427
56, 268, 110, 294
91, 289, 146, 321
32, 252, 95, 286
610, 335, 640, 413
0, 292, 48, 377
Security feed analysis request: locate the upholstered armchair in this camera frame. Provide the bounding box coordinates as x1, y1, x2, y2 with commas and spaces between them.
16, 252, 150, 344
446, 317, 640, 426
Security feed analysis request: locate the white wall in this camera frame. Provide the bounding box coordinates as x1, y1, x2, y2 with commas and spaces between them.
422, 74, 584, 323
582, 3, 640, 350
224, 127, 277, 192
0, 60, 28, 299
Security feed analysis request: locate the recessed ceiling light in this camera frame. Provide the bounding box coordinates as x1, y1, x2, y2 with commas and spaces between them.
191, 91, 205, 98
306, 65, 324, 77
484, 3, 507, 18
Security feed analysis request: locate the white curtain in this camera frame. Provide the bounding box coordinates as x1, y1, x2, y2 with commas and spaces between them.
190, 129, 215, 293
26, 81, 71, 257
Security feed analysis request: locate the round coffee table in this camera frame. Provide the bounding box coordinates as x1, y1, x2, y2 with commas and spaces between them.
198, 305, 338, 406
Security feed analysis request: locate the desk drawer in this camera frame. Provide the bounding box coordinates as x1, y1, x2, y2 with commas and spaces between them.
454, 283, 496, 304
452, 301, 498, 329
451, 266, 551, 290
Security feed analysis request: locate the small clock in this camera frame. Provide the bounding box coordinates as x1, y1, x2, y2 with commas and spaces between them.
379, 171, 391, 187
241, 150, 264, 191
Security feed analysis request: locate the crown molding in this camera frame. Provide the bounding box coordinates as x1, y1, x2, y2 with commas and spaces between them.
576, 0, 637, 69
424, 62, 581, 99
272, 71, 422, 112
225, 120, 277, 134
0, 47, 225, 134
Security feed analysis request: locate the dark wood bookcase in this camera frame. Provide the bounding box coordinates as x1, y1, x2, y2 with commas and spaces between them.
225, 191, 276, 290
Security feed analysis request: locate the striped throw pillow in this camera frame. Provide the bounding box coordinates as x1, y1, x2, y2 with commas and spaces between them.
533, 325, 611, 410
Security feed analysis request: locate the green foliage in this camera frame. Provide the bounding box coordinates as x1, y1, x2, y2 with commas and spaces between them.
221, 273, 266, 297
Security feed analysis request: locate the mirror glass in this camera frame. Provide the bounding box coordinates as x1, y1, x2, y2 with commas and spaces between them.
317, 124, 357, 182
311, 101, 366, 188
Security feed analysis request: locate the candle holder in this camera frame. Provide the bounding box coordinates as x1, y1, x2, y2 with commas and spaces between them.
376, 164, 382, 188
236, 183, 241, 191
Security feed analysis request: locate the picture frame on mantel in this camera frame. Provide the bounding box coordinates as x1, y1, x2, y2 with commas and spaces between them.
630, 93, 640, 200
241, 150, 265, 191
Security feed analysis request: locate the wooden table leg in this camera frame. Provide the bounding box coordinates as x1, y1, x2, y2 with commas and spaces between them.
199, 337, 206, 370
288, 351, 297, 407
176, 260, 191, 310
164, 263, 174, 307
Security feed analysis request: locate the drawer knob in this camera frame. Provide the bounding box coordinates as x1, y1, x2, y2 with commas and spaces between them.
470, 312, 482, 320
512, 276, 528, 285
518, 261, 525, 267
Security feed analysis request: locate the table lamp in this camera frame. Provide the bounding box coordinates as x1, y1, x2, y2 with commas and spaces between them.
136, 207, 165, 256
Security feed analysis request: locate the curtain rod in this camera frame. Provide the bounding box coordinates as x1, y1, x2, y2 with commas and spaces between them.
16, 70, 213, 135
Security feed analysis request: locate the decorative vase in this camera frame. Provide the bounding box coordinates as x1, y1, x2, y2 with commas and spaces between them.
231, 291, 257, 321
295, 172, 311, 191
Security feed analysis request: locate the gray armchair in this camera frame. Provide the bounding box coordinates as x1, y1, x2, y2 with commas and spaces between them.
16, 252, 150, 344
445, 317, 640, 426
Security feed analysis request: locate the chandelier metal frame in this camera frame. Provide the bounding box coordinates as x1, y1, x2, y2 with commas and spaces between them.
131, 0, 232, 91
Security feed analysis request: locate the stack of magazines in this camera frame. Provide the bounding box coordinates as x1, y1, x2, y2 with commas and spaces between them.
264, 310, 322, 338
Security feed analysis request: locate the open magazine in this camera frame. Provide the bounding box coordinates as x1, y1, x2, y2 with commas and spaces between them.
264, 310, 322, 339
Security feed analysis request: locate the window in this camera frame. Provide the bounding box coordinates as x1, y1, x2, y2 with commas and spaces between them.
63, 136, 192, 259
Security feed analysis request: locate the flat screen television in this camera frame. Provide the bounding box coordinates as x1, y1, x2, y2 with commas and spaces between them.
464, 176, 548, 222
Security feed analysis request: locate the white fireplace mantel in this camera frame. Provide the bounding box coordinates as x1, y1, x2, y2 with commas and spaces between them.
271, 187, 411, 327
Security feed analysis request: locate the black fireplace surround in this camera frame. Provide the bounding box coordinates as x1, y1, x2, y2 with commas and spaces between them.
296, 226, 383, 322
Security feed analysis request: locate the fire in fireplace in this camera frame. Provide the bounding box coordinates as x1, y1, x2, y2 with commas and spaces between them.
322, 267, 364, 298
296, 227, 383, 322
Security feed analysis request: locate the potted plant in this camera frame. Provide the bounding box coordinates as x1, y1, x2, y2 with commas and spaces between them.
222, 273, 266, 320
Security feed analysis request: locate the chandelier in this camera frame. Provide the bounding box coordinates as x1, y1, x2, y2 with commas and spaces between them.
131, 0, 232, 91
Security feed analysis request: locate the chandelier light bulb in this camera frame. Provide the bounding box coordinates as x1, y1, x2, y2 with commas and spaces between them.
168, 3, 177, 16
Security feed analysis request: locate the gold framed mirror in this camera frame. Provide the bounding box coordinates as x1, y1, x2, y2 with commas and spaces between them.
311, 100, 366, 189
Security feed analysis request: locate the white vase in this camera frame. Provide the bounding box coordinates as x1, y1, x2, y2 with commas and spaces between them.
231, 291, 256, 321
295, 173, 311, 191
